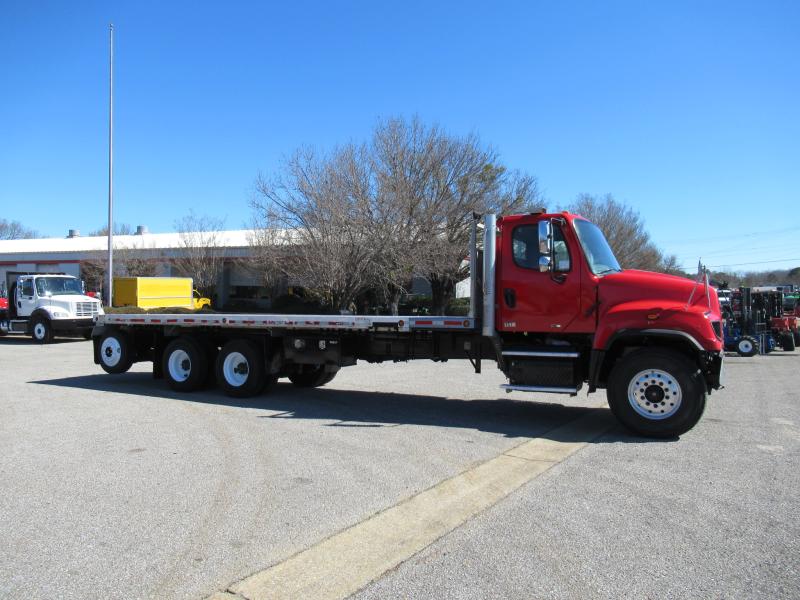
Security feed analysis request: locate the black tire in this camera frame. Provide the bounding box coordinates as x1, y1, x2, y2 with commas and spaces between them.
288, 365, 337, 388
736, 336, 759, 357
31, 316, 53, 343
215, 339, 267, 398
607, 348, 707, 438
793, 331, 800, 346
162, 336, 209, 392
782, 332, 796, 351
98, 330, 134, 374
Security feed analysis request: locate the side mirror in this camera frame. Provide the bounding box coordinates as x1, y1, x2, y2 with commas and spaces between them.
538, 220, 553, 272
538, 220, 552, 255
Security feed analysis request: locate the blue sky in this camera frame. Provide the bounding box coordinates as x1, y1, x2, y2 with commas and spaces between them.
1, 1, 798, 272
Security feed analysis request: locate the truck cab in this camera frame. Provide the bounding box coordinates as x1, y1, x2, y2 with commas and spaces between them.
0, 273, 104, 342
492, 211, 724, 436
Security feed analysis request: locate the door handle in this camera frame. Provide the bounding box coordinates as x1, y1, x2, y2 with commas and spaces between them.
503, 288, 516, 308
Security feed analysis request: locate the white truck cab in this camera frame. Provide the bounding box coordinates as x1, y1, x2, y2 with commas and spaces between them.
0, 273, 104, 342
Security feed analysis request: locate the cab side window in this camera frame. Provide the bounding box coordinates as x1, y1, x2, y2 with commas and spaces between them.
512, 225, 538, 269
21, 279, 34, 296
512, 223, 571, 272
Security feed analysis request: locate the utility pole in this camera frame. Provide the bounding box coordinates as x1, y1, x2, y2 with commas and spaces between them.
106, 23, 114, 306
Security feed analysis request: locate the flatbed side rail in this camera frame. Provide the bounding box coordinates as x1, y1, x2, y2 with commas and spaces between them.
99, 313, 477, 333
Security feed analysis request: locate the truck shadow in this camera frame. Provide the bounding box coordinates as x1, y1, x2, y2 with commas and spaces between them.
32, 372, 673, 443
0, 337, 88, 345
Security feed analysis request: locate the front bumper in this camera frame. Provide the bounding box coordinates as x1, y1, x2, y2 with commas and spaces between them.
51, 318, 96, 333
704, 350, 724, 391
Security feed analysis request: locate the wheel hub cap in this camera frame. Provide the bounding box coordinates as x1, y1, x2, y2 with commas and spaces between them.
100, 337, 122, 367
168, 349, 191, 382
627, 368, 682, 420
223, 352, 249, 387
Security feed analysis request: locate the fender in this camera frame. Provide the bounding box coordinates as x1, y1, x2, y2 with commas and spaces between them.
29, 308, 52, 324
587, 328, 706, 392
594, 299, 720, 352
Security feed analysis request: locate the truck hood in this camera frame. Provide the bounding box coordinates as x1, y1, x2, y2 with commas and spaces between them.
46, 294, 101, 305
594, 269, 723, 352
599, 269, 720, 315
40, 295, 103, 317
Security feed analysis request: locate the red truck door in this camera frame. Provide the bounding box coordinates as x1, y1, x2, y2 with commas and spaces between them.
496, 216, 582, 333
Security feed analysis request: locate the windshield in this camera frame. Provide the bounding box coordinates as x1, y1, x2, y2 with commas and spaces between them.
573, 219, 622, 275
35, 277, 83, 296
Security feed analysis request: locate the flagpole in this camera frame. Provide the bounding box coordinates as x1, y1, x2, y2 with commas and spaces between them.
106, 23, 114, 306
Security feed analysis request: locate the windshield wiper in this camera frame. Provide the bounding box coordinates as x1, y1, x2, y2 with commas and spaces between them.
595, 268, 620, 275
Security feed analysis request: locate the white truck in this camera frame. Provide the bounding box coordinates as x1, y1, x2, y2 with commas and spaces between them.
0, 272, 104, 342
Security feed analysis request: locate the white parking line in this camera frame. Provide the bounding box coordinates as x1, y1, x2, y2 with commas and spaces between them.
212, 409, 614, 600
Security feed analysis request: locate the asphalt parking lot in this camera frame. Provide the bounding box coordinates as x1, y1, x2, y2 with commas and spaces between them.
1, 338, 798, 599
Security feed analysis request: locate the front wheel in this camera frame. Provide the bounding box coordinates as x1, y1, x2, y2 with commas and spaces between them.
31, 317, 53, 343
607, 349, 707, 438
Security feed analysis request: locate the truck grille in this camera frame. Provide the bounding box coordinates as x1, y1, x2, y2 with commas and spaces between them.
712, 320, 722, 340
75, 302, 99, 317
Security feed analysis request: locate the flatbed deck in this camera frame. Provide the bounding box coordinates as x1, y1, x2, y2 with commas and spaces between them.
99, 313, 477, 333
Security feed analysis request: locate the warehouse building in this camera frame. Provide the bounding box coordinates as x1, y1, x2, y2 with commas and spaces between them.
0, 226, 267, 308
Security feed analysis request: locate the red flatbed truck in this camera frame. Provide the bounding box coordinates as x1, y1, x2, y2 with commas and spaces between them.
92, 211, 724, 438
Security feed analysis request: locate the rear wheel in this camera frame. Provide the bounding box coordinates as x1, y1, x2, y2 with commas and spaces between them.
98, 330, 134, 374
163, 337, 209, 392
782, 332, 796, 351
794, 331, 800, 346
216, 339, 267, 398
736, 336, 758, 357
288, 365, 337, 388
31, 317, 53, 343
607, 349, 706, 438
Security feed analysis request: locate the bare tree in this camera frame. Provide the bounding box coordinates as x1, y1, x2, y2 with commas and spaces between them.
372, 117, 540, 313
88, 223, 135, 236
251, 145, 385, 312
250, 116, 540, 315
567, 194, 667, 271
0, 218, 36, 239
174, 212, 228, 297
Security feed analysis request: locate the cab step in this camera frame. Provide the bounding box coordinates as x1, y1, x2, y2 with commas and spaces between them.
501, 384, 581, 395
502, 350, 579, 358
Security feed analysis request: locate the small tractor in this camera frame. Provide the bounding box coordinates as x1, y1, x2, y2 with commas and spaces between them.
719, 287, 794, 355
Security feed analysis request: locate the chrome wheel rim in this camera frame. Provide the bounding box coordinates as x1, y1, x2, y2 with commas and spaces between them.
34, 323, 46, 340
738, 339, 753, 354
167, 349, 191, 382
627, 368, 682, 420
101, 337, 122, 366
223, 352, 249, 387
